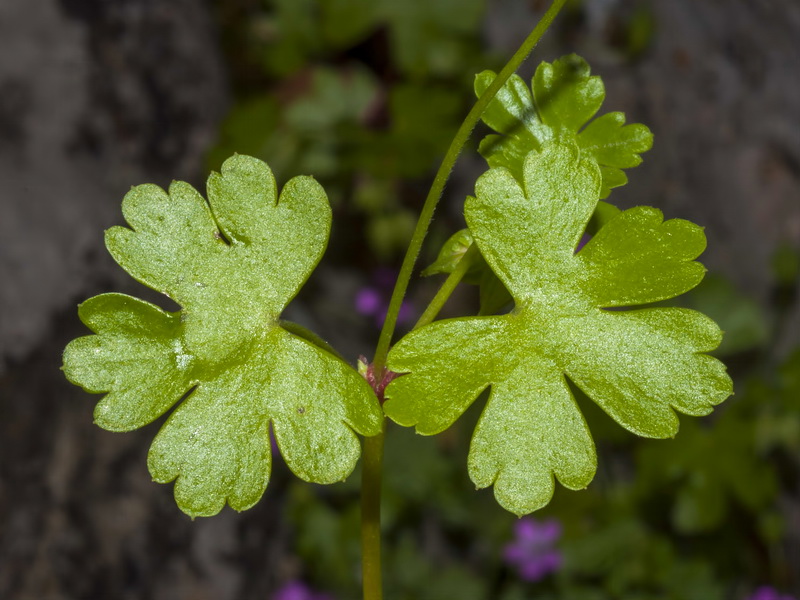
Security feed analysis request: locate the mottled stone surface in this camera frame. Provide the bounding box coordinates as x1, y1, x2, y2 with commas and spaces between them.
0, 0, 229, 371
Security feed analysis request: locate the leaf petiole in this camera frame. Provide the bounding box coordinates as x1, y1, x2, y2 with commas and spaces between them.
414, 243, 480, 330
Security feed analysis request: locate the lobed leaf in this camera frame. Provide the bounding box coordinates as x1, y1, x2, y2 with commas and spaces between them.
385, 141, 732, 515
64, 155, 382, 517
475, 54, 653, 199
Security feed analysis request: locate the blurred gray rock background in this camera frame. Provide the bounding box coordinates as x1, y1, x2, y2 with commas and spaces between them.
0, 0, 228, 369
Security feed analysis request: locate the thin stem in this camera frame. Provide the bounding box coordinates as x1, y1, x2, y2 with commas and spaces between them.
413, 244, 480, 330
372, 0, 568, 374
361, 423, 385, 600
361, 4, 568, 599
360, 246, 477, 600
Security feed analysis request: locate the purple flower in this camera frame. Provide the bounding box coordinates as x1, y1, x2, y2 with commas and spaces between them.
355, 268, 414, 327
355, 287, 382, 315
273, 580, 333, 600
746, 586, 797, 600
503, 517, 562, 582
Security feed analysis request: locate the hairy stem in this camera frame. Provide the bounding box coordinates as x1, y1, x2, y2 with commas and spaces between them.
372, 0, 568, 374
361, 3, 567, 599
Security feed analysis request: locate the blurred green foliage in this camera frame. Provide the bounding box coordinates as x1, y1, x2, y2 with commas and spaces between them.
211, 0, 493, 261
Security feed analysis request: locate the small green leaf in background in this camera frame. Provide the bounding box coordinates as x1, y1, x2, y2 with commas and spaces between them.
285, 66, 379, 135
423, 228, 478, 280
560, 518, 725, 599
772, 241, 800, 286
636, 416, 777, 534
754, 349, 800, 455
319, 0, 381, 48
385, 141, 732, 515
380, 0, 485, 77
63, 155, 382, 517
260, 0, 325, 76
475, 54, 653, 198
677, 274, 770, 356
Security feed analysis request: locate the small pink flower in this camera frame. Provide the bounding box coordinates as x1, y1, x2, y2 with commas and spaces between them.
746, 586, 797, 600
504, 517, 562, 582
355, 268, 415, 327
273, 580, 333, 600
355, 288, 382, 315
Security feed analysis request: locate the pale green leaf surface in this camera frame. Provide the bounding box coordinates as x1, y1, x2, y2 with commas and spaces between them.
63, 293, 190, 432
576, 206, 707, 307
532, 54, 604, 133
64, 155, 382, 517
475, 55, 653, 196
422, 228, 476, 279
385, 142, 731, 515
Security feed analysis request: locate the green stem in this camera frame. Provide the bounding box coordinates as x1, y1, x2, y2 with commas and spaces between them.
361, 423, 385, 600
372, 0, 568, 374
413, 244, 480, 330
361, 3, 568, 599
359, 246, 475, 600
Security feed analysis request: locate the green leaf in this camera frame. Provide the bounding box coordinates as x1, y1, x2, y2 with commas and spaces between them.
261, 0, 324, 77
320, 0, 380, 48
475, 54, 653, 198
533, 54, 604, 133
285, 66, 379, 134
424, 199, 623, 316
63, 155, 382, 517
385, 142, 731, 515
422, 228, 482, 283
